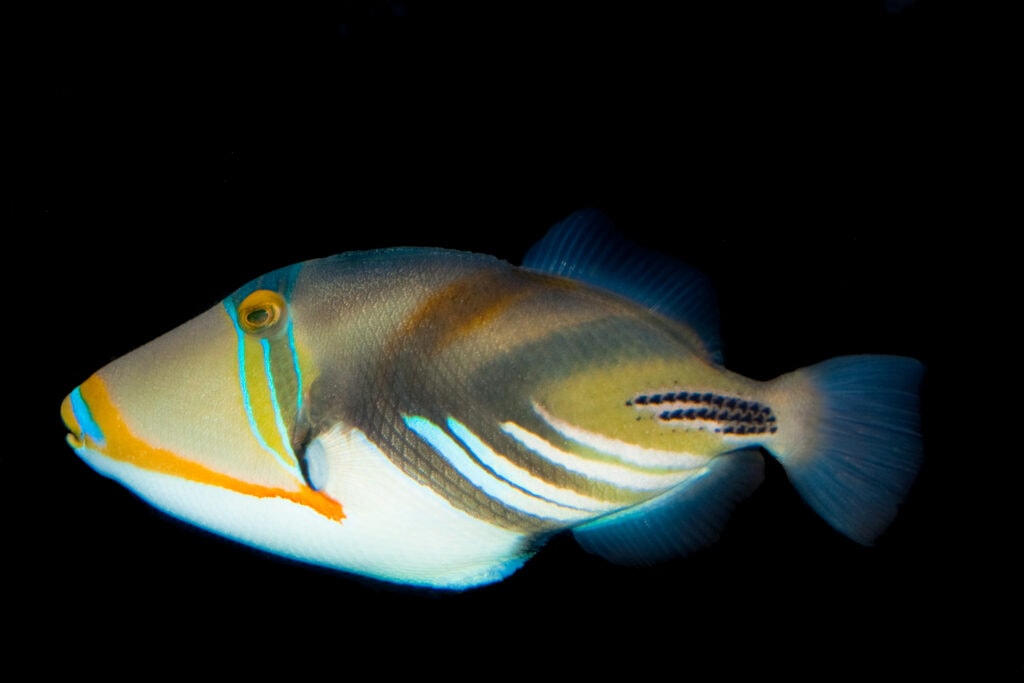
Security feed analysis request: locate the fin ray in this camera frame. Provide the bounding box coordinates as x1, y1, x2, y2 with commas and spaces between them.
572, 450, 764, 565
769, 355, 924, 545
523, 209, 723, 363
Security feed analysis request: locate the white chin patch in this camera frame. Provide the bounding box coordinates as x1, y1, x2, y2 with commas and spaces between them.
70, 429, 533, 590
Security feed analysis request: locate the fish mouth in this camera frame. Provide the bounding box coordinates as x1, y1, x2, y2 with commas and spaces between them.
61, 391, 84, 448
61, 385, 103, 450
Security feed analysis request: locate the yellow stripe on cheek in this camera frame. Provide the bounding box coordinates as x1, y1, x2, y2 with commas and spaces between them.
241, 337, 296, 462
77, 374, 344, 522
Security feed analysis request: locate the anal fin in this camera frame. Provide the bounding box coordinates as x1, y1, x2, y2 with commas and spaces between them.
572, 450, 764, 565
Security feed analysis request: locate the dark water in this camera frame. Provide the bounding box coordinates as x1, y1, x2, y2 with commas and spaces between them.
12, 1, 1015, 676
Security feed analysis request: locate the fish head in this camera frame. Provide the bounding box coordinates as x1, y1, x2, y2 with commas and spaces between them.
59, 252, 536, 590
60, 265, 345, 562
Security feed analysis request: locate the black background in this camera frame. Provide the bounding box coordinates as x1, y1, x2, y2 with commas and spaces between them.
9, 1, 1016, 676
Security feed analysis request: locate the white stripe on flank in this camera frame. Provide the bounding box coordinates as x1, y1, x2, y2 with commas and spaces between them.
403, 415, 594, 523
532, 401, 710, 470
501, 422, 685, 491
446, 417, 619, 516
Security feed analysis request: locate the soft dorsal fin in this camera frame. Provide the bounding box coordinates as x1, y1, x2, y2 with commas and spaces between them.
572, 450, 764, 565
523, 209, 723, 363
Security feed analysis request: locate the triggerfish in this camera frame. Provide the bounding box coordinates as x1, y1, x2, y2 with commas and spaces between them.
61, 210, 923, 589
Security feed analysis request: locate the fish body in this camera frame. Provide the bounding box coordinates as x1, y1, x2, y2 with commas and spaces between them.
61, 210, 923, 589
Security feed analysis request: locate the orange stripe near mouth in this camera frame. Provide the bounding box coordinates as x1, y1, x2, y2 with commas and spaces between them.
70, 374, 344, 522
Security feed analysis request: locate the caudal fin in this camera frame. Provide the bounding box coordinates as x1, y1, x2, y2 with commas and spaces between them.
767, 356, 924, 545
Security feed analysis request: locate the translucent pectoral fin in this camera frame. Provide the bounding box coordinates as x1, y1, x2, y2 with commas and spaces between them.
572, 450, 764, 565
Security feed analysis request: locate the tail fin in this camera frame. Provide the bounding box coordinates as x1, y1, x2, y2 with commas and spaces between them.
767, 355, 924, 545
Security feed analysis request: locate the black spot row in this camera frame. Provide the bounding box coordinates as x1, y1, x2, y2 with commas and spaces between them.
629, 392, 771, 416
659, 408, 713, 420
633, 391, 719, 406
657, 408, 777, 424
715, 425, 778, 436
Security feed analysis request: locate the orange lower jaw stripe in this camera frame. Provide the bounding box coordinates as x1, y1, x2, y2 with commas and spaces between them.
69, 375, 344, 522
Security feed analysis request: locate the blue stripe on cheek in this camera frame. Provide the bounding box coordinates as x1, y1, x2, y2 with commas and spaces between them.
286, 319, 303, 417
223, 301, 302, 479
70, 386, 106, 447
224, 303, 286, 464
283, 265, 304, 417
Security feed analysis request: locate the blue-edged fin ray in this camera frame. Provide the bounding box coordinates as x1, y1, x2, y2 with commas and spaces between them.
523, 208, 723, 363
573, 450, 765, 565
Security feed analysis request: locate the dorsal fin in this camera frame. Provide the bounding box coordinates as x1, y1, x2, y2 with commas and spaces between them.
523, 209, 723, 363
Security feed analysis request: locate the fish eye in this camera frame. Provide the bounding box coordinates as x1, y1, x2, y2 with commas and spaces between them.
238, 289, 287, 335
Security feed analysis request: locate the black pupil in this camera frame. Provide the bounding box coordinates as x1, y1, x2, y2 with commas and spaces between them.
246, 307, 271, 326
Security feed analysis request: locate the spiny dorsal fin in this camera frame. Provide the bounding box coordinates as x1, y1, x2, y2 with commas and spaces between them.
523, 209, 723, 363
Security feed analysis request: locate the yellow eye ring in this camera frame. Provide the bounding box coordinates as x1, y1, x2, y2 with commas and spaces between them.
238, 290, 287, 335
